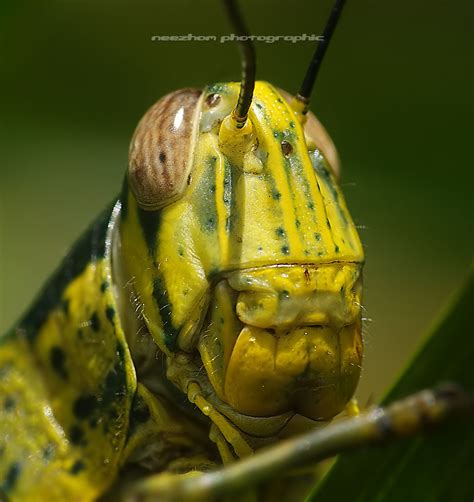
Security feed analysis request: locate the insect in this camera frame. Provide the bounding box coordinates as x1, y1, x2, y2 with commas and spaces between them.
0, 0, 364, 499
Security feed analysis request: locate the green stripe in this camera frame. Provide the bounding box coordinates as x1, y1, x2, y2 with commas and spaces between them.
152, 276, 180, 351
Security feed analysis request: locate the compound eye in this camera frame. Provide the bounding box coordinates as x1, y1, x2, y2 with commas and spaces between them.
277, 87, 340, 179
128, 88, 202, 210
303, 110, 340, 179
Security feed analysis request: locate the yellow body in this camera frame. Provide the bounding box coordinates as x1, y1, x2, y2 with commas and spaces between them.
0, 82, 364, 499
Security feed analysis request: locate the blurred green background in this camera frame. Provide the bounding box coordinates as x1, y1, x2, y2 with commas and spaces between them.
0, 0, 472, 403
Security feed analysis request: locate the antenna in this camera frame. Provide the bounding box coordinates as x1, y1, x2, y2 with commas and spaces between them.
222, 0, 256, 127
297, 0, 347, 112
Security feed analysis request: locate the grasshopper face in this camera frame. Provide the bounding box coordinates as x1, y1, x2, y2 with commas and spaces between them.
120, 81, 364, 424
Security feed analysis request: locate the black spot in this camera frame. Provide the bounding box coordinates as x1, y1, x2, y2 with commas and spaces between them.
271, 189, 281, 200
279, 290, 290, 300
1, 462, 20, 493
159, 151, 166, 163
326, 218, 332, 229
73, 395, 98, 420
281, 245, 290, 255
100, 281, 108, 293
275, 227, 286, 238
335, 245, 340, 253
100, 343, 128, 409
273, 129, 287, 141
206, 217, 216, 230
50, 346, 68, 380
314, 232, 321, 241
105, 306, 115, 324
3, 397, 15, 411
90, 312, 100, 332
295, 219, 301, 228
70, 425, 84, 445
70, 460, 85, 475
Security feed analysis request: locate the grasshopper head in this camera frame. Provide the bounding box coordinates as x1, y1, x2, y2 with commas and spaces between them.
119, 81, 364, 426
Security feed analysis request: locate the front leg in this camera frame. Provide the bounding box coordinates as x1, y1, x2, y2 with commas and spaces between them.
105, 383, 218, 498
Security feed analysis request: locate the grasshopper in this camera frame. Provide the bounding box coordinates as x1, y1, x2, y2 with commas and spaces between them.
0, 0, 368, 499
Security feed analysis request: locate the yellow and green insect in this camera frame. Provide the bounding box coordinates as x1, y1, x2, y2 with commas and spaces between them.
0, 0, 366, 499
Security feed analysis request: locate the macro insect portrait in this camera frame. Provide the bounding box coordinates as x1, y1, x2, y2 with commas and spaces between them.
1, 0, 473, 501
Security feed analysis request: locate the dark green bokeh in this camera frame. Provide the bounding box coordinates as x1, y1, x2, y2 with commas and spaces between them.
1, 0, 473, 403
